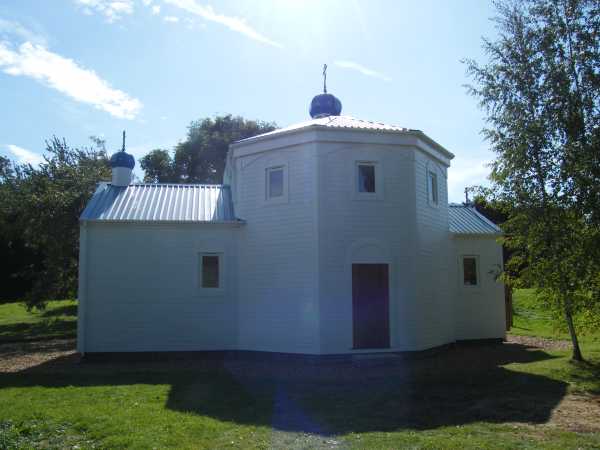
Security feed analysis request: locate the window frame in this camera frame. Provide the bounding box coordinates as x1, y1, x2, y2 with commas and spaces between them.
461, 255, 480, 288
355, 160, 383, 200
427, 169, 439, 206
265, 165, 288, 204
199, 252, 224, 292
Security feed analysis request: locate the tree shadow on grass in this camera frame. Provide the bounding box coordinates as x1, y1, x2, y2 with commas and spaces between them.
567, 359, 600, 395
0, 342, 569, 435
42, 304, 77, 318
0, 320, 76, 344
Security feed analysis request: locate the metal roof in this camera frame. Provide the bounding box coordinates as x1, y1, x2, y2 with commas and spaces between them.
232, 115, 454, 159
236, 115, 411, 143
80, 183, 239, 223
448, 204, 502, 235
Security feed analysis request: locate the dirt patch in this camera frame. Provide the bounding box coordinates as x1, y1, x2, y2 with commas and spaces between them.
0, 339, 78, 373
548, 393, 600, 433
506, 334, 572, 351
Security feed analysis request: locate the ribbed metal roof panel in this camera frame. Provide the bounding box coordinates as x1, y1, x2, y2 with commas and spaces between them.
80, 183, 238, 223
448, 204, 502, 235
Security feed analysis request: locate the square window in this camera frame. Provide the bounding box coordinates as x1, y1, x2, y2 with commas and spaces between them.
463, 256, 478, 286
428, 171, 438, 205
266, 166, 284, 199
358, 164, 376, 193
201, 254, 220, 288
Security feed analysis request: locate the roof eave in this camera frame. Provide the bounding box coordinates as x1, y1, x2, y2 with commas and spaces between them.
231, 124, 454, 160
81, 219, 246, 226
451, 231, 503, 237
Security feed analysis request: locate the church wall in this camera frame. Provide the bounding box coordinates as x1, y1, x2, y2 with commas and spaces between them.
316, 141, 418, 353
80, 222, 239, 352
232, 141, 320, 354
413, 150, 455, 349
452, 236, 506, 340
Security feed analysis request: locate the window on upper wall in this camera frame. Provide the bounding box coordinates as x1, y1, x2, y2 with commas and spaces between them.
358, 163, 376, 193
428, 170, 438, 205
462, 256, 479, 286
201, 253, 220, 288
266, 166, 284, 200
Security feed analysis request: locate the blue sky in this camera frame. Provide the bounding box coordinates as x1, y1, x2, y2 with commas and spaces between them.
0, 0, 498, 201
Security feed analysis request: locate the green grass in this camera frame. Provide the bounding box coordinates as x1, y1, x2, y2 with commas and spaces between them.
511, 289, 600, 345
511, 289, 562, 339
0, 300, 77, 343
0, 293, 598, 449
508, 289, 600, 395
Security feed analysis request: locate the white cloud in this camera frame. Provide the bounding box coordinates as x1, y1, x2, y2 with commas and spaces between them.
0, 19, 47, 46
142, 0, 153, 5
151, 4, 161, 15
334, 60, 392, 82
74, 0, 134, 23
164, 15, 179, 23
164, 0, 282, 48
5, 144, 44, 166
0, 41, 142, 119
448, 155, 493, 202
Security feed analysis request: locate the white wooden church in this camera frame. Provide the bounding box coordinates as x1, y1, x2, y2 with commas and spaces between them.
77, 81, 506, 355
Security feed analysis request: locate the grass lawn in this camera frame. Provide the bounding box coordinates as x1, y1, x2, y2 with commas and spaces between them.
0, 300, 77, 343
0, 294, 598, 449
511, 289, 600, 346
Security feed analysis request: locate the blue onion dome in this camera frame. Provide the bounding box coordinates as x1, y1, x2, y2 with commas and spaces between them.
110, 150, 135, 169
309, 93, 342, 118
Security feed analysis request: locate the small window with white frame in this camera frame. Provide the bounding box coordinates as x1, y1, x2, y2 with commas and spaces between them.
427, 170, 438, 205
462, 255, 479, 286
200, 253, 222, 289
266, 165, 286, 201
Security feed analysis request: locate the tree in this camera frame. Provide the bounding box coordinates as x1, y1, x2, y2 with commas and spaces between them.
140, 149, 175, 183
140, 115, 276, 183
0, 137, 110, 308
465, 0, 600, 361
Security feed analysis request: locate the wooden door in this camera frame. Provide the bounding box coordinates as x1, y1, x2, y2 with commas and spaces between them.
352, 264, 390, 349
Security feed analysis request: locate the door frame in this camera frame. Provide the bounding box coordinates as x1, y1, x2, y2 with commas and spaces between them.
345, 238, 394, 351
352, 263, 390, 349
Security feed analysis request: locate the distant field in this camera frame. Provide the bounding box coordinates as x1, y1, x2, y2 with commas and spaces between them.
0, 300, 77, 343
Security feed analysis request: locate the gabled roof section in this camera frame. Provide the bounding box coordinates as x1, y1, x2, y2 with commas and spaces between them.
231, 115, 454, 160
449, 204, 502, 235
80, 183, 240, 224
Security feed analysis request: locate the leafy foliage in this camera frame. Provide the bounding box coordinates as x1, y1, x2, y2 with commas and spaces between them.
0, 137, 110, 309
139, 149, 175, 183
465, 0, 600, 360
140, 115, 276, 184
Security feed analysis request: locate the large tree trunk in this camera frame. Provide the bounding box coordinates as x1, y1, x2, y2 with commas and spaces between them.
564, 299, 583, 362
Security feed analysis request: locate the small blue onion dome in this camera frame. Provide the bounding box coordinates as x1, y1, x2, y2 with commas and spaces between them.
309, 93, 342, 118
110, 151, 135, 169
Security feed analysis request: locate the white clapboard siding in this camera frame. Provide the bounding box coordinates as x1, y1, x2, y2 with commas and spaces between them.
79, 116, 506, 354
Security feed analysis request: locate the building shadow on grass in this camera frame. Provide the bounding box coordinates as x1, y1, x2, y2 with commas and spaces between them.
0, 342, 569, 435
